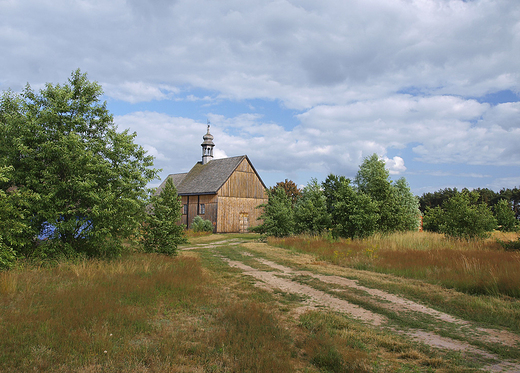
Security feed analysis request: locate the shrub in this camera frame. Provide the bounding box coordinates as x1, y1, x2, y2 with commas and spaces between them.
423, 191, 497, 239
191, 216, 214, 233
497, 238, 520, 252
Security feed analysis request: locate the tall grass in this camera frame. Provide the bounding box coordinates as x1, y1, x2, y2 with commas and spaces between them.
269, 232, 520, 298
0, 252, 300, 372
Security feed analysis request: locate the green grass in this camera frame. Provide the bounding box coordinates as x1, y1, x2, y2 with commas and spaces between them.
1, 233, 508, 372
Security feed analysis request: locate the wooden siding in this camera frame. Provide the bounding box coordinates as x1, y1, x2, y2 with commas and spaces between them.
180, 194, 218, 230
218, 158, 267, 199
216, 196, 267, 233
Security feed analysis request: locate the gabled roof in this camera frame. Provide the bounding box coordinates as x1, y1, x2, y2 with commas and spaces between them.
157, 155, 265, 196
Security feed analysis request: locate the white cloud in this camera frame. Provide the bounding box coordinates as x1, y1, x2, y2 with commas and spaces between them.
2, 0, 520, 190
384, 156, 406, 175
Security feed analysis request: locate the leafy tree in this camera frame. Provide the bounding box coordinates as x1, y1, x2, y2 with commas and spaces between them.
494, 199, 518, 232
355, 154, 401, 233
0, 166, 34, 269
393, 178, 421, 231
252, 187, 295, 237
270, 179, 301, 206
0, 70, 157, 259
423, 191, 497, 239
294, 178, 331, 235
142, 178, 187, 255
322, 174, 349, 221
332, 178, 379, 239
191, 216, 214, 233
419, 188, 459, 214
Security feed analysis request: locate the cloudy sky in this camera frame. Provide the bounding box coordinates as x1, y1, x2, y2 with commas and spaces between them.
1, 0, 519, 194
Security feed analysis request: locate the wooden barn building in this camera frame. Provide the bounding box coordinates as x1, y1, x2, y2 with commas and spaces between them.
156, 126, 268, 233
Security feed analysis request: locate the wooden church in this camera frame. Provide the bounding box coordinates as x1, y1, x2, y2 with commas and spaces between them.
156, 126, 268, 233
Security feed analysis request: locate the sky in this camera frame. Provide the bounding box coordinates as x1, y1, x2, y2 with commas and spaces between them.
1, 0, 519, 195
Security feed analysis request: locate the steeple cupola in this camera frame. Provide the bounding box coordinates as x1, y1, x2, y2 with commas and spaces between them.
201, 124, 215, 164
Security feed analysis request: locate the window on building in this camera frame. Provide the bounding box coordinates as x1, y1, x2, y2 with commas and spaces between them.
199, 203, 205, 215
183, 204, 188, 215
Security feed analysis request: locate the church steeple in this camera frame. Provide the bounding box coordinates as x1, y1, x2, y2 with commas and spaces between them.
201, 123, 215, 165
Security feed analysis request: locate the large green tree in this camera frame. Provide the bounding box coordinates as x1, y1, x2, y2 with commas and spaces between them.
252, 187, 295, 237
0, 70, 157, 259
355, 154, 402, 233
294, 178, 331, 235
331, 178, 379, 239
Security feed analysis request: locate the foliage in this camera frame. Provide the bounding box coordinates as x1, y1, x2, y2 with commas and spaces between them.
393, 177, 421, 231
494, 199, 518, 232
293, 178, 331, 235
0, 166, 39, 269
322, 174, 349, 225
191, 215, 214, 233
251, 187, 295, 237
270, 179, 301, 206
0, 70, 157, 260
331, 178, 379, 239
423, 191, 497, 239
497, 238, 520, 252
354, 154, 407, 233
142, 178, 187, 255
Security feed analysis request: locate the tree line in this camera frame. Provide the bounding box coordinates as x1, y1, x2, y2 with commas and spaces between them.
252, 154, 422, 239
1, 71, 185, 269
253, 158, 518, 240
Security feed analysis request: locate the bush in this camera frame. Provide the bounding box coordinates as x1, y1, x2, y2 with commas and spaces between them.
423, 191, 497, 239
497, 238, 520, 252
191, 216, 214, 233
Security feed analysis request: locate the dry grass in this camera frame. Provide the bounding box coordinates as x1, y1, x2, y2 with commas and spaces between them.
269, 231, 520, 298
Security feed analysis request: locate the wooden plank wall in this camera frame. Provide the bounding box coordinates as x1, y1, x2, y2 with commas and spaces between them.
216, 197, 267, 233
218, 159, 267, 199
180, 194, 218, 230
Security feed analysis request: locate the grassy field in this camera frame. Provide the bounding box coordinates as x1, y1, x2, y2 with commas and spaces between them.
1, 232, 519, 372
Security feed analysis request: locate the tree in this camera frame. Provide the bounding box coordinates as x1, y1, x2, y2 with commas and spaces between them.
393, 178, 421, 231
0, 70, 158, 259
294, 178, 331, 235
331, 178, 379, 239
0, 166, 37, 269
355, 154, 401, 233
322, 174, 349, 221
423, 191, 497, 239
142, 178, 187, 255
251, 187, 295, 237
270, 179, 301, 206
494, 199, 518, 232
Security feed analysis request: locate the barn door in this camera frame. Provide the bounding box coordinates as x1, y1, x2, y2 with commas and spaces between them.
239, 212, 249, 233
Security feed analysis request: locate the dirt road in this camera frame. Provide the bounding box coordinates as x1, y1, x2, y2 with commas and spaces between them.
184, 238, 520, 372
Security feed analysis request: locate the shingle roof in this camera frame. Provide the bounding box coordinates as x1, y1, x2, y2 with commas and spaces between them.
156, 155, 251, 196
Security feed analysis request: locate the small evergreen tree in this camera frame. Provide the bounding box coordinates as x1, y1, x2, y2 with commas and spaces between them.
142, 178, 187, 255
393, 178, 421, 231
